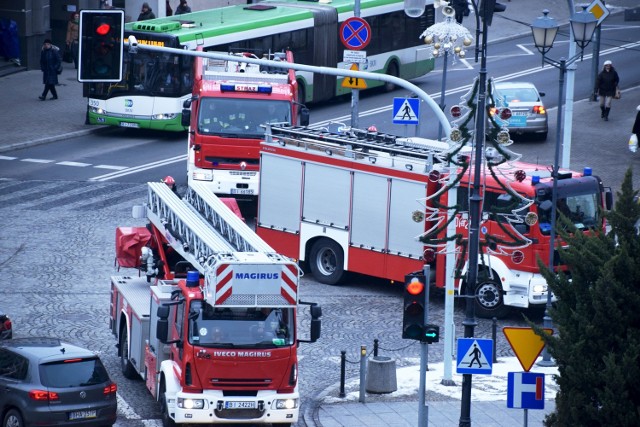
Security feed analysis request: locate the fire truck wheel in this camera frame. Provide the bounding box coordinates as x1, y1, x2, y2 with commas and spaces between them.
384, 61, 399, 92
3, 409, 24, 427
160, 382, 177, 427
474, 276, 511, 319
119, 327, 138, 380
309, 239, 345, 285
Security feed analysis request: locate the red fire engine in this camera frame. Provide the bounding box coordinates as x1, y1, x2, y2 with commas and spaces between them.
255, 124, 612, 318
111, 180, 321, 426
182, 50, 309, 198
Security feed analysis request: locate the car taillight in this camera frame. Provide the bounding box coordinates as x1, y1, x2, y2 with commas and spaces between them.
1, 319, 10, 330
29, 390, 59, 401
103, 383, 117, 395
533, 105, 546, 115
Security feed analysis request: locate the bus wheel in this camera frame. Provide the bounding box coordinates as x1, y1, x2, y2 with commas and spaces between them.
309, 239, 345, 285
384, 62, 399, 92
120, 327, 138, 380
474, 276, 511, 319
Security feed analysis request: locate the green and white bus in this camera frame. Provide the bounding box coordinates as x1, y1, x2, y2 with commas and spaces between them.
85, 0, 436, 131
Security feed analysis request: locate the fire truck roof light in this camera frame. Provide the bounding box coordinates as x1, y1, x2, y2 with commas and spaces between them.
531, 175, 540, 185
583, 167, 592, 176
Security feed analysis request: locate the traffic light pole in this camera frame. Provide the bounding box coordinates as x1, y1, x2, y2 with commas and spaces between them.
459, 1, 490, 425
418, 265, 430, 427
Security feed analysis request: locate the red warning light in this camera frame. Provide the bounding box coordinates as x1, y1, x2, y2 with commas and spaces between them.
96, 23, 111, 36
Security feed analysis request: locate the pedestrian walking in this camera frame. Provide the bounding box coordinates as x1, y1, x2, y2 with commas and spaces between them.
65, 12, 79, 70
594, 60, 620, 122
138, 2, 156, 21
166, 0, 173, 16
175, 0, 192, 15
39, 39, 61, 101
452, 0, 469, 24
630, 105, 640, 153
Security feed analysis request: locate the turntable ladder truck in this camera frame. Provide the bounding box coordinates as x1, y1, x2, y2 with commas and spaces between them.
110, 180, 321, 426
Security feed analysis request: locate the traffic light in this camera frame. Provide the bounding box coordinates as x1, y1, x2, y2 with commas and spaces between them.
79, 10, 124, 82
402, 273, 427, 341
479, 0, 507, 27
423, 324, 440, 344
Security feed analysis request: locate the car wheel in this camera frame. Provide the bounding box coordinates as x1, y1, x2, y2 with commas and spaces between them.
473, 274, 511, 319
160, 381, 177, 427
309, 239, 345, 285
384, 61, 399, 92
120, 327, 138, 379
4, 409, 24, 427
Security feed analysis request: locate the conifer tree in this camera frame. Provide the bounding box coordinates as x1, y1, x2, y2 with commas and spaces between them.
537, 168, 640, 426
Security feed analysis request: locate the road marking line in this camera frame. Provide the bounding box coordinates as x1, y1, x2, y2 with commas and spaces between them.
94, 164, 128, 170
0, 156, 17, 160
57, 161, 91, 167
21, 158, 54, 163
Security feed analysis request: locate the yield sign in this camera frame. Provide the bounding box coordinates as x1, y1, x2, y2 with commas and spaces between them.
503, 327, 553, 372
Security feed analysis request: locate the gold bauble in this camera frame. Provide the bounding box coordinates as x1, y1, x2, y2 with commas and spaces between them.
434, 42, 441, 49
424, 34, 434, 44
432, 49, 440, 57
463, 37, 472, 46
454, 46, 462, 53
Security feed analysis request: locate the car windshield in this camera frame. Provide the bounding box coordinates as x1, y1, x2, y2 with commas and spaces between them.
39, 358, 110, 387
188, 302, 294, 348
197, 98, 291, 137
538, 192, 600, 234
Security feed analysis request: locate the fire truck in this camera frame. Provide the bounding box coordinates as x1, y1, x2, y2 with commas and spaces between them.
255, 124, 612, 318
110, 180, 321, 426
182, 50, 309, 198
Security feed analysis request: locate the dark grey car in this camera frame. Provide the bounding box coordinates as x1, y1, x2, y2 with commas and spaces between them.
0, 338, 117, 427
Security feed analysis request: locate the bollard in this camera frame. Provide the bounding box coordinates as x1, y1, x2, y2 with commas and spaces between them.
492, 317, 498, 363
359, 345, 366, 403
373, 339, 379, 357
365, 356, 397, 394
339, 351, 346, 398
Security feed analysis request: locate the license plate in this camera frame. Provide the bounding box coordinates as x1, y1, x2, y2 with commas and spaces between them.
68, 410, 97, 420
224, 401, 256, 409
120, 122, 140, 128
508, 115, 528, 127
230, 189, 254, 195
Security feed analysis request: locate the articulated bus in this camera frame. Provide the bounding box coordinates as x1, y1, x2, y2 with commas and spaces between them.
85, 0, 436, 131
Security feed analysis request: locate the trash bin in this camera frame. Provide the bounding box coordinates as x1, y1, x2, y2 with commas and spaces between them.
365, 356, 397, 394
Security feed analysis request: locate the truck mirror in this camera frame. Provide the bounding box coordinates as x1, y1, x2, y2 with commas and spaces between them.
605, 189, 613, 211
310, 318, 321, 342
299, 107, 310, 127
183, 99, 192, 109
157, 305, 170, 319
181, 109, 191, 127
310, 304, 322, 319
156, 318, 169, 343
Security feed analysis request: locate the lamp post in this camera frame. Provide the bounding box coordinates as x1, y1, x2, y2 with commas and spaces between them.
530, 8, 597, 366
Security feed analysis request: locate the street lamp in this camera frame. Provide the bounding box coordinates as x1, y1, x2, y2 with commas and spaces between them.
530, 8, 597, 366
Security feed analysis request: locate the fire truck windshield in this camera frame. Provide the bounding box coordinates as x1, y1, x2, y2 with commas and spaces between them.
198, 98, 291, 137
188, 303, 294, 348
538, 192, 600, 234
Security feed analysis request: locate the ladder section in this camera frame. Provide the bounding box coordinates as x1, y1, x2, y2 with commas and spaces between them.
146, 182, 238, 274
202, 54, 290, 85
185, 181, 277, 254
265, 124, 450, 160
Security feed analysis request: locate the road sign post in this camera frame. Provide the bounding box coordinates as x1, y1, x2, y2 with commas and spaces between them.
340, 15, 372, 129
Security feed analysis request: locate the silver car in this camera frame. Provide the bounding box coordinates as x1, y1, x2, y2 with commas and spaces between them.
490, 82, 548, 141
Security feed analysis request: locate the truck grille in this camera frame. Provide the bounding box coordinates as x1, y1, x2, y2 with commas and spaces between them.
214, 407, 265, 420
210, 378, 272, 388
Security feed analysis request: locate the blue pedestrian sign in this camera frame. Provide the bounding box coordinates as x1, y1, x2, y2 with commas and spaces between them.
507, 372, 545, 410
392, 98, 420, 125
456, 338, 493, 375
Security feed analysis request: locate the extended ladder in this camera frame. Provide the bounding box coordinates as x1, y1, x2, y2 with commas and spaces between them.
146, 182, 286, 276
202, 52, 290, 85
265, 123, 450, 160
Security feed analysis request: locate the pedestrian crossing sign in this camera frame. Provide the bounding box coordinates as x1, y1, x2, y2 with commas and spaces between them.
392, 97, 420, 125
456, 338, 493, 375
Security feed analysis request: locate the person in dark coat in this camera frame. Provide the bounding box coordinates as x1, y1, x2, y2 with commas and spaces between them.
138, 2, 156, 21
594, 60, 620, 121
633, 105, 640, 141
166, 0, 173, 16
451, 0, 469, 24
39, 39, 61, 101
175, 0, 192, 15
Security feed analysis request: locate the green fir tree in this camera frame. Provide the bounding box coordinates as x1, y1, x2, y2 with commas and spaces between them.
536, 168, 640, 426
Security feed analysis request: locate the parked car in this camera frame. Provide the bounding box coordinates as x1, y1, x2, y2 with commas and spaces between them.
490, 81, 548, 141
0, 309, 10, 340
0, 337, 117, 427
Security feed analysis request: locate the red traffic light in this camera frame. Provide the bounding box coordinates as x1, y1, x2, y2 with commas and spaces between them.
406, 277, 424, 295
96, 23, 111, 36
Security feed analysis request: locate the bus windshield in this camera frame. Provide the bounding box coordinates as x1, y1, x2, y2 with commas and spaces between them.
90, 51, 193, 99
189, 303, 294, 348
198, 98, 291, 137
